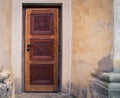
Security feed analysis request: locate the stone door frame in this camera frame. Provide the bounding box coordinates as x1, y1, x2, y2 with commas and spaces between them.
12, 0, 72, 93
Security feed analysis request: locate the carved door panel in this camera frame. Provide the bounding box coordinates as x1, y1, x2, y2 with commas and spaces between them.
25, 8, 58, 92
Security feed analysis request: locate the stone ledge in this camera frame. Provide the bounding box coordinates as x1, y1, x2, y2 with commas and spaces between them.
89, 77, 120, 98
92, 71, 120, 83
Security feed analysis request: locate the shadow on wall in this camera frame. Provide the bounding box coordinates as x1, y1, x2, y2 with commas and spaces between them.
98, 55, 113, 72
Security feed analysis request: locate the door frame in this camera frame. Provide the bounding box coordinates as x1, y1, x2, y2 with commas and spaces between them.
12, 0, 72, 94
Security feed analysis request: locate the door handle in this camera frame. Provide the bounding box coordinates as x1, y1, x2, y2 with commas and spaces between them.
27, 44, 31, 48
27, 44, 31, 51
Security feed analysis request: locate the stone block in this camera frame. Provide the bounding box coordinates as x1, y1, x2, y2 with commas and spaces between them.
89, 76, 120, 98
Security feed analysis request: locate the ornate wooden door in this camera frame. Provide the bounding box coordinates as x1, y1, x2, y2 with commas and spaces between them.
25, 8, 59, 92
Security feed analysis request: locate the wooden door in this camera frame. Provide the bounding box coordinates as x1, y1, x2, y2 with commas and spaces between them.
25, 8, 59, 92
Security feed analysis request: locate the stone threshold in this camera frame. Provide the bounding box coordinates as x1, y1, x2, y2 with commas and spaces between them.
15, 93, 74, 98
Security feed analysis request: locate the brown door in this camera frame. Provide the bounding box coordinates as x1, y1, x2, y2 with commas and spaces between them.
25, 8, 59, 92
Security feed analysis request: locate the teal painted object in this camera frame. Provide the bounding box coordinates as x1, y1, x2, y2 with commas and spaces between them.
89, 72, 120, 98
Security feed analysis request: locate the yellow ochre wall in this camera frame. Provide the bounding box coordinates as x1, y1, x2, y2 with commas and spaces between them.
0, 0, 12, 70
72, 0, 113, 97
0, 0, 113, 97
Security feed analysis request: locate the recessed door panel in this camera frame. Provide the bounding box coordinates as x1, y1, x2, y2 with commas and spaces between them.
30, 64, 53, 85
30, 39, 54, 60
30, 13, 54, 35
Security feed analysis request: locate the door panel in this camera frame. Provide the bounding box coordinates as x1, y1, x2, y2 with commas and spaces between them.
25, 8, 59, 92
30, 39, 54, 60
30, 64, 53, 85
30, 13, 54, 35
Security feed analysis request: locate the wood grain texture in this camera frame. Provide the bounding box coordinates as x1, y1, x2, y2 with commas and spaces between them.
25, 8, 59, 92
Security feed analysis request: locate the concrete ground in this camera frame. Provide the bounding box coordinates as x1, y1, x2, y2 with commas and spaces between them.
15, 93, 74, 98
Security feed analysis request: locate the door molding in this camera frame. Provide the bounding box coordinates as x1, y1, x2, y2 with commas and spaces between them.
12, 0, 72, 94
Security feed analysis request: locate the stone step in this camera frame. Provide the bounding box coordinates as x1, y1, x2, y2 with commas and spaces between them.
16, 93, 74, 98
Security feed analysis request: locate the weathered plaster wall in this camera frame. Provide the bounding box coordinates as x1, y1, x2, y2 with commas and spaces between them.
72, 0, 113, 97
0, 0, 12, 70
